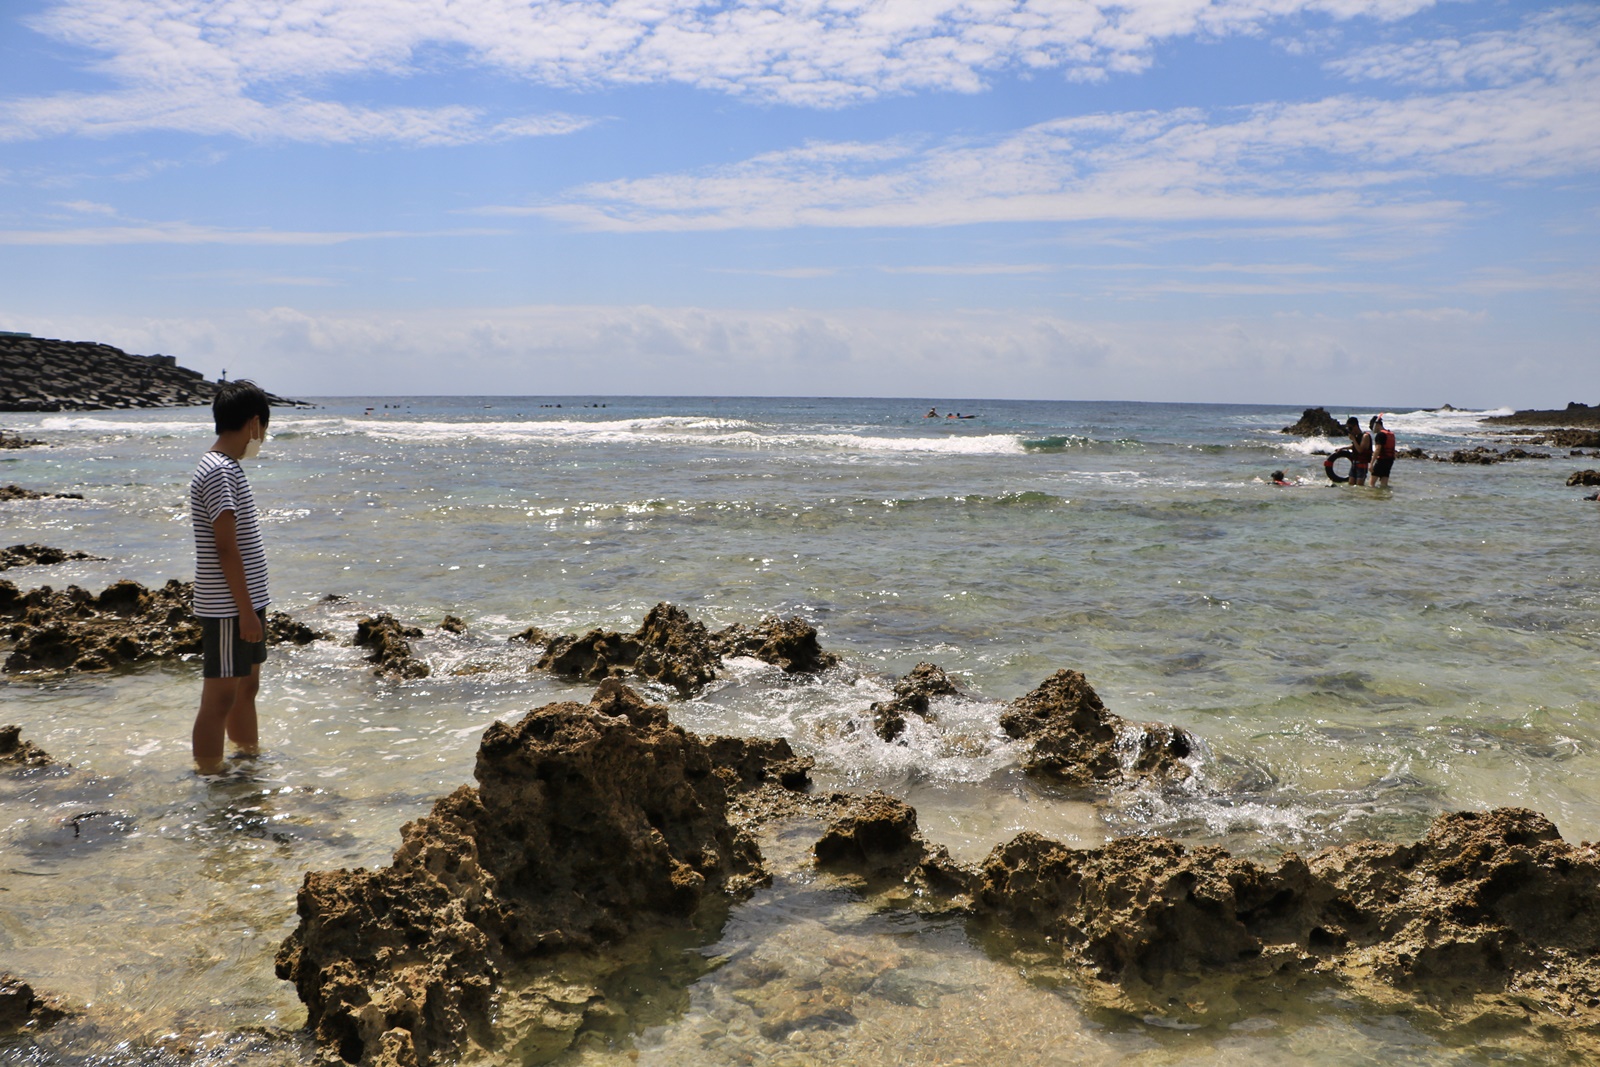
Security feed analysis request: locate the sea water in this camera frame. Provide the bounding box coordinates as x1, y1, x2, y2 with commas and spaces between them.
1, 397, 1597, 1065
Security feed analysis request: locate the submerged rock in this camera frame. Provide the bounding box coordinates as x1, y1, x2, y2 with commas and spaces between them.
278, 681, 776, 1066
532, 602, 836, 697
868, 662, 961, 742
0, 973, 68, 1034
0, 724, 55, 769
0, 431, 44, 449
970, 807, 1600, 1054
1280, 408, 1348, 437
354, 614, 429, 679
1441, 446, 1552, 464
0, 484, 83, 501
1000, 669, 1196, 786
268, 611, 331, 646
0, 544, 103, 571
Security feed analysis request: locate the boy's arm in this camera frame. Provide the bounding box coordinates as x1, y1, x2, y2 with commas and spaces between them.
212, 509, 263, 643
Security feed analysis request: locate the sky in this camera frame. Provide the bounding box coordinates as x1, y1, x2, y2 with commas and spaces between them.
1, 0, 1596, 405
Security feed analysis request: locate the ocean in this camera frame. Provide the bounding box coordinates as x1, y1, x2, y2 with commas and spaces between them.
1, 396, 1597, 1065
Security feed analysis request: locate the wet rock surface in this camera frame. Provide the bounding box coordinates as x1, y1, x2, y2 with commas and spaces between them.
533, 602, 836, 696
1567, 469, 1600, 487
0, 973, 68, 1034
1000, 669, 1196, 786
0, 484, 83, 501
0, 544, 102, 571
354, 614, 430, 679
1281, 407, 1350, 436
0, 724, 55, 769
0, 578, 202, 672
1439, 446, 1552, 464
277, 681, 773, 1066
869, 661, 961, 741
0, 430, 44, 449
970, 807, 1600, 1054
0, 577, 328, 672
813, 792, 967, 900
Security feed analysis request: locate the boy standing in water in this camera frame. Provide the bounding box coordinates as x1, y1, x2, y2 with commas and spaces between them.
189, 381, 272, 775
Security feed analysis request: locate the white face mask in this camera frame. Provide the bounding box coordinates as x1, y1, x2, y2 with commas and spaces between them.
242, 429, 265, 460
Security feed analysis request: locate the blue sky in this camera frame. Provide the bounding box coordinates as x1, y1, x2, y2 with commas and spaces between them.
1, 0, 1596, 405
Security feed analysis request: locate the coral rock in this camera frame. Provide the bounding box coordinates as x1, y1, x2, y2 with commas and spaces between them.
1000, 669, 1196, 786
0, 725, 55, 769
354, 614, 430, 679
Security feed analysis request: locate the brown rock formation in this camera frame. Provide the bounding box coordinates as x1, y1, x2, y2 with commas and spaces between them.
277, 681, 776, 1066
0, 544, 102, 571
1280, 407, 1348, 437
1441, 446, 1552, 464
0, 724, 55, 769
813, 792, 967, 900
0, 577, 326, 672
970, 808, 1600, 1055
0, 578, 201, 672
1483, 402, 1600, 429
712, 615, 839, 673
1568, 469, 1600, 487
354, 614, 430, 679
869, 662, 961, 742
0, 973, 68, 1034
533, 603, 836, 696
439, 614, 467, 634
0, 430, 44, 449
999, 669, 1196, 786
0, 485, 83, 501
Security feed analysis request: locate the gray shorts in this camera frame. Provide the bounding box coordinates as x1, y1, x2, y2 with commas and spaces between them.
201, 609, 269, 678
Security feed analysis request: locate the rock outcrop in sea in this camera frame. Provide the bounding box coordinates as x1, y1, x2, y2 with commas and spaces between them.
0, 725, 55, 769
1483, 402, 1600, 429
868, 662, 962, 742
0, 973, 67, 1035
1568, 469, 1600, 487
1280, 408, 1349, 436
278, 668, 1600, 1065
1438, 446, 1552, 464
354, 614, 431, 679
518, 602, 838, 695
0, 578, 325, 673
0, 430, 44, 449
0, 485, 83, 501
275, 680, 784, 1067
1000, 669, 1197, 785
0, 544, 102, 571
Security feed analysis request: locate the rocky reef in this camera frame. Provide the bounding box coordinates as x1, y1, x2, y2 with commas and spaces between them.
354, 614, 430, 679
1280, 407, 1349, 437
0, 973, 67, 1035
1483, 402, 1600, 429
275, 680, 783, 1066
0, 544, 102, 571
969, 807, 1600, 1056
519, 602, 837, 696
0, 577, 326, 673
1438, 446, 1552, 465
0, 430, 44, 449
0, 485, 83, 501
1000, 669, 1197, 786
0, 724, 56, 769
1568, 469, 1600, 487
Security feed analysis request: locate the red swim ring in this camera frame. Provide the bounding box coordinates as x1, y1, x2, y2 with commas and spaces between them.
1324, 448, 1354, 483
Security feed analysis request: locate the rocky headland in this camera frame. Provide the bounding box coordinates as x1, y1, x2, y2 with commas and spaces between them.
1280, 407, 1351, 436
0, 334, 300, 412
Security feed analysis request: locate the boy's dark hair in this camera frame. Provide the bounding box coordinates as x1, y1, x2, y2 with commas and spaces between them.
213, 379, 271, 433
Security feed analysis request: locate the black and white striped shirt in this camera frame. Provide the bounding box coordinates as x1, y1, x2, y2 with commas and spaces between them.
189, 450, 270, 618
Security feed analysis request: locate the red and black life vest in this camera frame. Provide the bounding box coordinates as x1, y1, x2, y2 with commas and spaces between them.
1376, 429, 1396, 459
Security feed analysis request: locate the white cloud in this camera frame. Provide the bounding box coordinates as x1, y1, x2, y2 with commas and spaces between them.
6, 0, 1436, 142
1328, 5, 1598, 87
0, 221, 508, 245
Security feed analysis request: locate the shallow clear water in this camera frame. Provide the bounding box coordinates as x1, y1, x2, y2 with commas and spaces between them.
1, 397, 1596, 1064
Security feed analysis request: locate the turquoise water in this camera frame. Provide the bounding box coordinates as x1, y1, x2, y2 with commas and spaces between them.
1, 397, 1596, 1064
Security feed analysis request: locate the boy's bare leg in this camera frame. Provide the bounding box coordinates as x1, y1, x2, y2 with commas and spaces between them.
226, 663, 261, 756
194, 676, 240, 775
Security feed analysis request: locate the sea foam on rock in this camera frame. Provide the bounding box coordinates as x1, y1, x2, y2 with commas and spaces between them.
1000, 669, 1197, 786
277, 680, 791, 1066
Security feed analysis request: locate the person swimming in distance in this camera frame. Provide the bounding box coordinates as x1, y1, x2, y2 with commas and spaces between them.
926, 407, 938, 418
1271, 470, 1293, 486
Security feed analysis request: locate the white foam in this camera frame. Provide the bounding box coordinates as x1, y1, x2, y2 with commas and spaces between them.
36, 415, 210, 433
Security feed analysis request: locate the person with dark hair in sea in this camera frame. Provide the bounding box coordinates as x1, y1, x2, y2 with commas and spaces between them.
189, 380, 273, 776
1370, 414, 1397, 488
